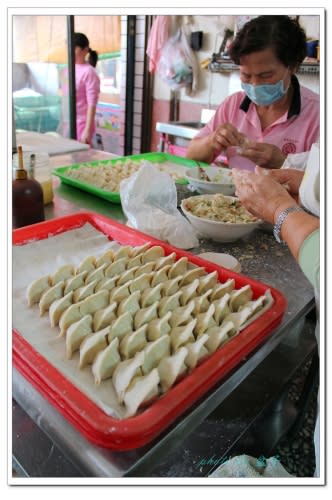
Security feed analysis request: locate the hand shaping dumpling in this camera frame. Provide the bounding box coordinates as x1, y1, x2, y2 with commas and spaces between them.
157, 346, 188, 392
66, 314, 93, 359
49, 290, 73, 327
92, 337, 120, 384
123, 368, 160, 417
141, 335, 170, 375
119, 324, 148, 360
112, 351, 145, 403
26, 274, 51, 307
39, 281, 65, 316
79, 329, 109, 368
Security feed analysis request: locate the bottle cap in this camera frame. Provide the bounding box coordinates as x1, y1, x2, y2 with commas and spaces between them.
14, 145, 28, 180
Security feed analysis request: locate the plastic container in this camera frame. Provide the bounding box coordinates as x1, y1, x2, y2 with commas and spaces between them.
226, 146, 256, 171
13, 151, 54, 205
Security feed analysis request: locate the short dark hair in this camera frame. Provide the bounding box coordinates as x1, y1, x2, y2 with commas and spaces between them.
74, 32, 90, 50
229, 16, 307, 69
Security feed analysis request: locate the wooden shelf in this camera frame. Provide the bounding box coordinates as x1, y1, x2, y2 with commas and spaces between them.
208, 60, 319, 75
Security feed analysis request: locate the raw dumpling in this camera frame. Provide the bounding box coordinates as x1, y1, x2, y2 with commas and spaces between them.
212, 293, 231, 325
124, 368, 160, 417
157, 346, 187, 392
92, 337, 120, 384
113, 245, 133, 261
129, 273, 152, 293
134, 302, 158, 330
94, 275, 118, 293
93, 302, 117, 332
191, 289, 212, 316
229, 285, 253, 312
76, 256, 96, 275
79, 329, 109, 368
141, 335, 170, 375
105, 257, 128, 278
119, 324, 148, 359
194, 303, 216, 336
108, 311, 133, 342
180, 267, 206, 286
127, 254, 142, 269
168, 257, 189, 279
112, 350, 144, 403
73, 279, 99, 303
117, 290, 141, 317
154, 252, 177, 270
197, 271, 218, 294
85, 263, 107, 285
205, 321, 235, 353
49, 290, 73, 327
170, 318, 196, 351
210, 279, 235, 300
184, 333, 209, 369
116, 267, 138, 286
109, 282, 131, 303
222, 306, 253, 332
130, 242, 150, 257
51, 264, 74, 286
79, 289, 109, 315
179, 278, 199, 306
140, 283, 163, 308
26, 274, 51, 307
59, 303, 83, 336
134, 262, 155, 277
141, 245, 165, 264
65, 314, 93, 359
169, 300, 195, 328
95, 249, 114, 267
64, 271, 87, 294
150, 265, 171, 287
161, 276, 182, 297
158, 290, 182, 317
39, 281, 64, 316
146, 311, 172, 341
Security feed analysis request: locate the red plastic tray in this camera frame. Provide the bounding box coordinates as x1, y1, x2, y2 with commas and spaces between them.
12, 212, 287, 450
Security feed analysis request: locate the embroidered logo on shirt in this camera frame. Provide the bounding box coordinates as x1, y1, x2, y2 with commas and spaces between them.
282, 142, 297, 154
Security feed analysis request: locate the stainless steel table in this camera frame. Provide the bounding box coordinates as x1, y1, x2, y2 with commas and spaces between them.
12, 150, 317, 478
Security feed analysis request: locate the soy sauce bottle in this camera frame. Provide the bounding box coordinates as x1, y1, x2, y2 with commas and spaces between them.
12, 146, 45, 229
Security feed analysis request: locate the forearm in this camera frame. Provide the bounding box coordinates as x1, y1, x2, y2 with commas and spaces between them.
186, 136, 218, 163
84, 105, 97, 134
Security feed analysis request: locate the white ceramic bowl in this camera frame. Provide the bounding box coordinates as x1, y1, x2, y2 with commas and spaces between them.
181, 194, 262, 243
185, 166, 235, 195
197, 252, 242, 273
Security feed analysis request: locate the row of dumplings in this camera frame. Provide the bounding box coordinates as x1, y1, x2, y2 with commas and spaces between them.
26, 243, 273, 417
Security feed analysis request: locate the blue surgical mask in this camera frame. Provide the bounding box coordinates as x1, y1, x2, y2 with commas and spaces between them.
241, 76, 289, 106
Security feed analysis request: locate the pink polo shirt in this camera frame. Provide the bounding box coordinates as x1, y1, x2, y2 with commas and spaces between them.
75, 63, 100, 141
196, 76, 319, 161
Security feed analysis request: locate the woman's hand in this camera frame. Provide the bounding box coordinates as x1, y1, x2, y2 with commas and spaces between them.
210, 123, 247, 153
80, 129, 91, 145
232, 168, 297, 224
240, 142, 286, 168
267, 168, 305, 195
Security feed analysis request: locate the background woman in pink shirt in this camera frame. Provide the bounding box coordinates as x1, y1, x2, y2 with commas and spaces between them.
186, 16, 319, 169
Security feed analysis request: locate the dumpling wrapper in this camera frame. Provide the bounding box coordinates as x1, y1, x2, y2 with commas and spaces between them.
76, 256, 96, 275
210, 279, 235, 300
157, 346, 188, 392
212, 293, 231, 325
154, 252, 177, 270
92, 337, 120, 384
129, 273, 152, 293
205, 321, 235, 353
150, 265, 171, 287
64, 271, 87, 294
26, 274, 51, 307
191, 289, 212, 316
160, 276, 182, 297
65, 314, 93, 359
142, 335, 170, 375
179, 278, 199, 306
39, 281, 64, 316
79, 329, 108, 368
124, 368, 160, 417
108, 311, 133, 342
140, 283, 163, 308
112, 351, 144, 403
134, 262, 155, 277
116, 267, 138, 286
95, 249, 114, 267
105, 257, 128, 278
51, 264, 74, 286
169, 300, 195, 328
94, 276, 118, 293
93, 302, 117, 332
184, 333, 209, 369
170, 318, 196, 351
158, 290, 182, 317
168, 257, 189, 279
180, 267, 206, 286
119, 324, 148, 359
229, 285, 253, 312
197, 271, 219, 295
134, 302, 158, 330
49, 290, 73, 327
194, 303, 216, 336
59, 303, 83, 336
85, 263, 107, 285
141, 245, 165, 264
147, 311, 172, 341
79, 290, 109, 316
73, 279, 99, 303
117, 290, 141, 317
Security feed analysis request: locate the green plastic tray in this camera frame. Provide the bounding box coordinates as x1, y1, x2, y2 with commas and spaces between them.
52, 152, 209, 204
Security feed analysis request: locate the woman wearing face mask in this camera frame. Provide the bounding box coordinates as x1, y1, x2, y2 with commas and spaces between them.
186, 16, 319, 168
